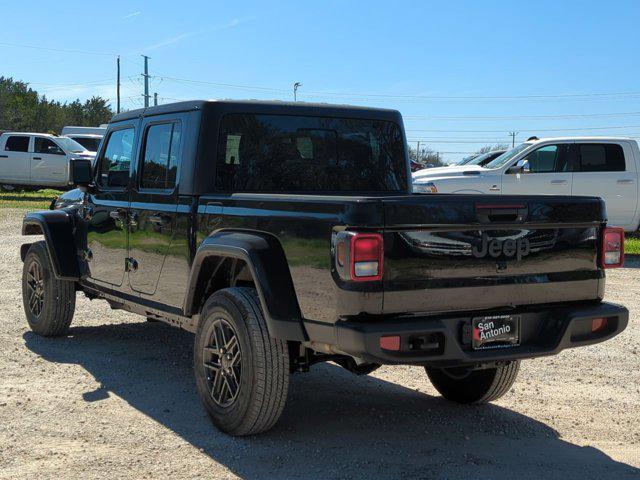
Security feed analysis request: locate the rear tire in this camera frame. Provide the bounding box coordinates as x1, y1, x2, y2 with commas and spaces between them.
194, 287, 289, 436
22, 241, 76, 337
425, 361, 519, 404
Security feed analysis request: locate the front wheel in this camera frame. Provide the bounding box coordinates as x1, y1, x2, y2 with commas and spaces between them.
425, 361, 520, 404
22, 241, 76, 336
194, 287, 289, 436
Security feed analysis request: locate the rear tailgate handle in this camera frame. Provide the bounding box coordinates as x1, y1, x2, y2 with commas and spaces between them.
476, 203, 527, 223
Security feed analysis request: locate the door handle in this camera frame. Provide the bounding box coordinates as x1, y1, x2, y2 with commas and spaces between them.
550, 179, 568, 185
148, 213, 171, 226
489, 185, 500, 191
617, 179, 634, 184
33, 156, 42, 160
0, 154, 7, 158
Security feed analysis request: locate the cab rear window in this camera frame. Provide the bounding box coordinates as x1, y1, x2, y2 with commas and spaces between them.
576, 143, 625, 172
5, 136, 29, 152
215, 113, 407, 192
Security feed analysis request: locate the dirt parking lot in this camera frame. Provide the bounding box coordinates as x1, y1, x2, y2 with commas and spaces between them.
0, 208, 638, 479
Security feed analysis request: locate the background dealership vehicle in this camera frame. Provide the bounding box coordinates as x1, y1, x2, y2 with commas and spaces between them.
456, 150, 506, 167
63, 134, 102, 152
61, 125, 106, 152
0, 132, 95, 190
21, 101, 628, 436
414, 137, 640, 231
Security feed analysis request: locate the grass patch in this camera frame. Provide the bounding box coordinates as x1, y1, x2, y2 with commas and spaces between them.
0, 188, 63, 210
625, 236, 640, 255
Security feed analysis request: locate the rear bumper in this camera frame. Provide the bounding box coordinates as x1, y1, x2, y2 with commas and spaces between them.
324, 301, 628, 366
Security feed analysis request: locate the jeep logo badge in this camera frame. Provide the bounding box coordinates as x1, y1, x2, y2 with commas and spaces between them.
471, 233, 531, 261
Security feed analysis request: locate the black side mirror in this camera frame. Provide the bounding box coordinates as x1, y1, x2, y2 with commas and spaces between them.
70, 158, 93, 186
506, 165, 523, 174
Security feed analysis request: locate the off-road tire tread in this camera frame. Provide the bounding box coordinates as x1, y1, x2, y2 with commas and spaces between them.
426, 360, 520, 404
198, 287, 289, 436
478, 361, 520, 403
22, 241, 75, 337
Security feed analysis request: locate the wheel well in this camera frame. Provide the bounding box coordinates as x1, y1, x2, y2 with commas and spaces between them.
191, 256, 255, 315
23, 223, 44, 235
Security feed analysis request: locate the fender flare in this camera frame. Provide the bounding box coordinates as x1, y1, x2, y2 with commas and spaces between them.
184, 230, 307, 342
22, 210, 80, 280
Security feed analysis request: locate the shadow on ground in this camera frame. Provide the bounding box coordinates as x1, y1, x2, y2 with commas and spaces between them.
24, 322, 640, 480
623, 256, 640, 269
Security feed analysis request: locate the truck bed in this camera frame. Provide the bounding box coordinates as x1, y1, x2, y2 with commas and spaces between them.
197, 193, 606, 323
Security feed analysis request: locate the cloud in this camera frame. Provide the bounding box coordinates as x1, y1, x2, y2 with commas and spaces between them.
141, 31, 200, 52
138, 17, 252, 53
122, 11, 141, 20
213, 17, 252, 31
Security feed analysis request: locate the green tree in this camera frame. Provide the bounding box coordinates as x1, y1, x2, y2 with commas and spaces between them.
0, 77, 113, 134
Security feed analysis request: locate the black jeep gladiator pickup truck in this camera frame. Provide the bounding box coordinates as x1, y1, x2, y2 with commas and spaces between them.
21, 100, 628, 436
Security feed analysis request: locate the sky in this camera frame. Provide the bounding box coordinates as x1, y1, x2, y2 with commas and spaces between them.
2, 0, 640, 162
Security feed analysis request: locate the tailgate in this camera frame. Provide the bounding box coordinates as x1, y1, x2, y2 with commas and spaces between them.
382, 195, 606, 314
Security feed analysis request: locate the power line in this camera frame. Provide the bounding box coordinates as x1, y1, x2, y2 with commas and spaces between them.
404, 112, 640, 121
299, 89, 640, 101
405, 125, 640, 132
0, 41, 118, 56
153, 74, 289, 93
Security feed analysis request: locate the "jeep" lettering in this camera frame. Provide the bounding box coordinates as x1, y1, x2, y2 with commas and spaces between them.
471, 233, 531, 261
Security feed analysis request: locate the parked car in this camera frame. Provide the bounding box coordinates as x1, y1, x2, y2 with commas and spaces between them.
0, 132, 95, 190
63, 134, 102, 152
61, 125, 107, 136
414, 137, 640, 231
61, 125, 106, 153
457, 153, 479, 165
462, 149, 507, 167
22, 101, 627, 437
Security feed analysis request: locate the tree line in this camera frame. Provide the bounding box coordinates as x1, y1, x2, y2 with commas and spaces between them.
0, 77, 113, 134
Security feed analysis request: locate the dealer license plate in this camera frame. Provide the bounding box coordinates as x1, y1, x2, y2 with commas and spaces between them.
472, 315, 520, 350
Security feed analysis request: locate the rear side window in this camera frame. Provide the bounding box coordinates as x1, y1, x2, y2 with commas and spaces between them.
140, 122, 182, 190
97, 127, 135, 188
577, 144, 625, 172
5, 136, 29, 152
215, 113, 407, 192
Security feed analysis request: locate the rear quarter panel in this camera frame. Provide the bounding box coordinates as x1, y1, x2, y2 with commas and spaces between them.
196, 194, 384, 323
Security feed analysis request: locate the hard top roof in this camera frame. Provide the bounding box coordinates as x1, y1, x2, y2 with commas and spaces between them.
110, 99, 402, 123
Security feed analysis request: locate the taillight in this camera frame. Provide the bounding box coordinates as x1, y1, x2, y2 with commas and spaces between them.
350, 233, 383, 281
333, 232, 384, 282
601, 227, 624, 268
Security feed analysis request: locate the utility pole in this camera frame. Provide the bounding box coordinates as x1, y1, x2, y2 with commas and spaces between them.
142, 55, 150, 107
508, 131, 519, 148
293, 82, 302, 101
416, 141, 420, 161
154, 92, 158, 106
116, 55, 121, 114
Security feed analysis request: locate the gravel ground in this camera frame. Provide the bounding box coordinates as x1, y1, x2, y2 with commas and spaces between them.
0, 208, 638, 480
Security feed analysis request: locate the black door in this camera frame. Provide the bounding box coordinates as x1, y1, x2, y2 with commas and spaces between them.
86, 125, 137, 286
128, 118, 184, 297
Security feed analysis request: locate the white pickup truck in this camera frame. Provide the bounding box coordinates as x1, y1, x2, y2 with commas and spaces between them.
0, 132, 95, 190
413, 137, 640, 231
